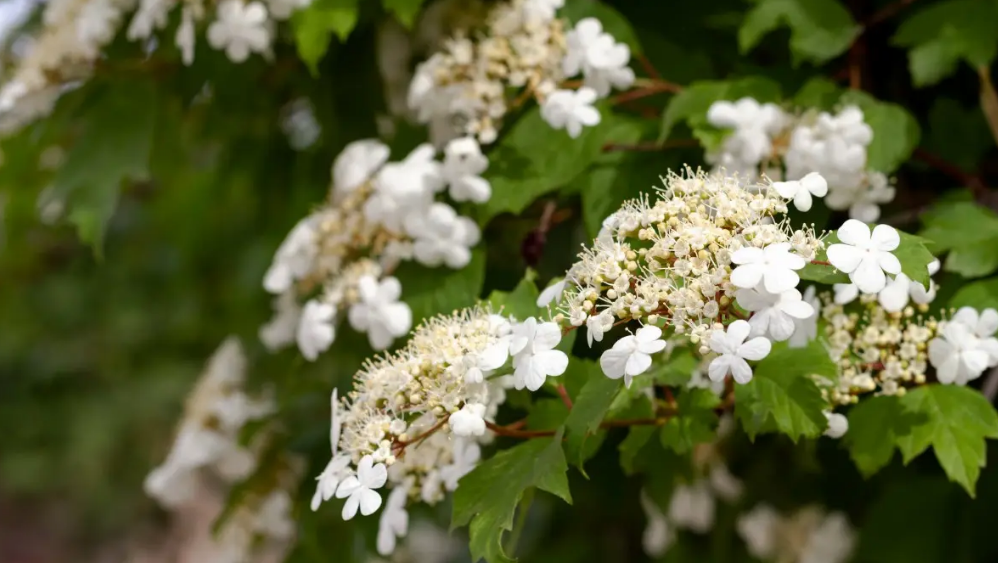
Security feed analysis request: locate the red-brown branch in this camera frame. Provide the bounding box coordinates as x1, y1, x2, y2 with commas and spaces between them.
913, 148, 988, 198
556, 384, 574, 410
810, 260, 832, 266
862, 0, 918, 29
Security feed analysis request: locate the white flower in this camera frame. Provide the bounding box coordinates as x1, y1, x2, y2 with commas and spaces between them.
599, 325, 667, 387
563, 18, 635, 97
311, 390, 351, 511
259, 291, 301, 351
440, 437, 481, 490
910, 259, 941, 304
788, 286, 819, 348
509, 317, 570, 391
928, 321, 990, 385
772, 172, 828, 212
952, 307, 998, 366
522, 0, 564, 25
366, 144, 443, 232
833, 282, 858, 305
442, 137, 491, 203
708, 464, 743, 503
207, 0, 271, 63
706, 98, 788, 170
263, 215, 318, 294
826, 220, 901, 294
639, 491, 675, 558
453, 339, 510, 384
877, 261, 939, 312
404, 203, 481, 269
801, 512, 856, 563
707, 320, 772, 384
668, 482, 715, 533
737, 504, 780, 560
730, 242, 806, 294
348, 276, 412, 350
376, 486, 409, 555
449, 403, 487, 437
537, 278, 567, 307
332, 139, 390, 199
586, 310, 614, 347
541, 87, 601, 138
823, 411, 848, 438
335, 454, 388, 520
736, 287, 815, 342
297, 299, 336, 361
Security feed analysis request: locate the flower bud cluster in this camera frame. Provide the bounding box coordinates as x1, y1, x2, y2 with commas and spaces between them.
705, 98, 896, 222
260, 138, 488, 359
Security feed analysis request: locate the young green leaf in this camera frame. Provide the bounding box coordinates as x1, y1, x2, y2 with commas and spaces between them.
394, 248, 486, 324
896, 385, 998, 497
564, 361, 621, 469
919, 201, 998, 279
486, 270, 540, 320
843, 395, 923, 477
452, 430, 572, 563
894, 232, 937, 287
381, 0, 426, 27
659, 388, 720, 454
292, 0, 358, 75
738, 0, 860, 65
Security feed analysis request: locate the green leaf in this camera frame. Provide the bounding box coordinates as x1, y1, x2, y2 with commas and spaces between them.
649, 348, 699, 386
292, 0, 358, 75
486, 270, 540, 320
923, 98, 994, 173
896, 385, 998, 496
839, 91, 921, 174
614, 393, 655, 475
382, 0, 426, 27
579, 118, 647, 237
793, 77, 843, 110
892, 0, 998, 86
920, 201, 998, 279
895, 231, 937, 287
659, 78, 782, 143
738, 0, 860, 65
52, 80, 158, 255
560, 0, 643, 54
526, 398, 570, 430
564, 361, 621, 469
843, 395, 923, 477
799, 232, 851, 284
659, 388, 719, 454
734, 342, 834, 441
950, 278, 998, 310
396, 248, 486, 324
452, 430, 572, 563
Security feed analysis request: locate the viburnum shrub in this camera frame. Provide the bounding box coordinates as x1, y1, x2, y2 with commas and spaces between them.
3, 0, 998, 562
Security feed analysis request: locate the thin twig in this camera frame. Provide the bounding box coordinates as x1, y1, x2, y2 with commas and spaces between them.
913, 148, 988, 197
556, 384, 574, 410
637, 53, 662, 81
862, 0, 917, 29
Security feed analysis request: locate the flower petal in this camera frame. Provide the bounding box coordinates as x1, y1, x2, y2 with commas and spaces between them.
730, 357, 754, 384
836, 219, 871, 246
979, 308, 998, 337
708, 355, 733, 381
768, 313, 795, 341
625, 351, 653, 377
763, 269, 799, 294
532, 322, 563, 351
600, 347, 630, 379
730, 264, 764, 289
359, 488, 384, 516
851, 256, 887, 294
731, 247, 764, 265
871, 224, 900, 251
877, 251, 901, 275
342, 494, 360, 520
737, 336, 772, 361
826, 244, 864, 273
726, 320, 752, 346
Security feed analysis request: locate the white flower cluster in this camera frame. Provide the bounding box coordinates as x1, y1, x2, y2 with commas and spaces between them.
143, 337, 300, 563
0, 0, 309, 133
706, 98, 895, 222
737, 504, 855, 563
260, 138, 489, 359
310, 306, 571, 556
408, 0, 633, 144
560, 168, 826, 387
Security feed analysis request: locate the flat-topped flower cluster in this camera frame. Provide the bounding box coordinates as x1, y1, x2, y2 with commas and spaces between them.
705, 98, 895, 222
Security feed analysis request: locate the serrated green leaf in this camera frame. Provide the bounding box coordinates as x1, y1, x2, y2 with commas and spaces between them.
478, 107, 618, 224
382, 0, 426, 27
738, 0, 860, 65
659, 388, 719, 454
895, 385, 998, 496
560, 0, 643, 55
52, 80, 158, 255
453, 429, 572, 563
734, 342, 834, 441
843, 395, 923, 477
487, 270, 540, 320
892, 0, 998, 86
292, 0, 358, 75
658, 77, 782, 143
395, 248, 485, 325
564, 361, 620, 469
895, 231, 937, 287
839, 91, 921, 174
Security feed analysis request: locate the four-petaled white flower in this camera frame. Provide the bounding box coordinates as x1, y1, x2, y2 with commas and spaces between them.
312, 390, 351, 511
449, 403, 487, 437
332, 139, 390, 200
207, 0, 270, 63
586, 310, 614, 347
440, 437, 481, 491
823, 411, 848, 439
297, 299, 336, 361
442, 137, 491, 203
707, 320, 772, 384
599, 325, 667, 387
878, 260, 940, 313
404, 203, 481, 269
509, 317, 570, 391
826, 219, 901, 294
335, 454, 388, 520
736, 287, 815, 342
730, 243, 806, 294
952, 307, 998, 366
453, 340, 509, 385
928, 321, 990, 385
772, 172, 828, 212
537, 278, 567, 307
348, 275, 413, 350
376, 485, 409, 555
788, 286, 819, 349
562, 18, 635, 97
541, 87, 601, 138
